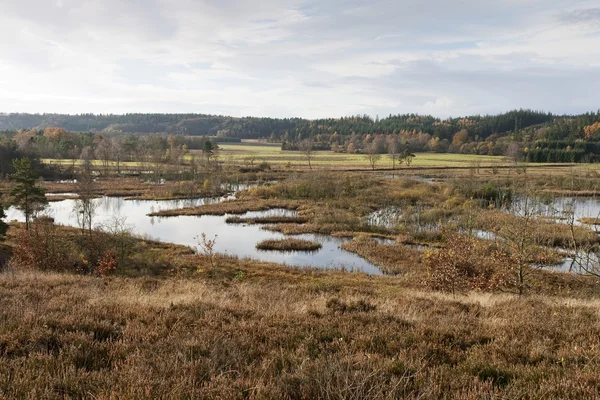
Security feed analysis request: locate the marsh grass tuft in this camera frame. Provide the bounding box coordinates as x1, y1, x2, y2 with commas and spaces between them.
256, 238, 322, 252
226, 216, 308, 224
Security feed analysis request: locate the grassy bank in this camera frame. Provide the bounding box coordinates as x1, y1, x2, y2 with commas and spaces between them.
226, 215, 308, 224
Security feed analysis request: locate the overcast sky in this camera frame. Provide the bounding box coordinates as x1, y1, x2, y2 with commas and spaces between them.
0, 0, 599, 118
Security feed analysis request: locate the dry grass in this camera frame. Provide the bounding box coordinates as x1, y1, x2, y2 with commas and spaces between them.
579, 217, 600, 225
5, 169, 600, 397
477, 212, 598, 248
36, 178, 229, 200
3, 267, 600, 398
226, 216, 308, 224
341, 235, 422, 275
256, 238, 322, 251
45, 194, 80, 202
149, 199, 302, 217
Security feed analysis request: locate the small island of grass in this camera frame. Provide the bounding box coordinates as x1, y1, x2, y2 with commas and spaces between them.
256, 238, 322, 252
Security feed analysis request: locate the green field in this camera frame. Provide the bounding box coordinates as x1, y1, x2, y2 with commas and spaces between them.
42, 142, 583, 172
217, 143, 512, 168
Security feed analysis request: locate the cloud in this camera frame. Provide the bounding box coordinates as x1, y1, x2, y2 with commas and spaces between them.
0, 0, 598, 118
560, 8, 600, 28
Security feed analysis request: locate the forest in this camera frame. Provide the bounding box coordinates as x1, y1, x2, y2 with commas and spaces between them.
2, 109, 600, 162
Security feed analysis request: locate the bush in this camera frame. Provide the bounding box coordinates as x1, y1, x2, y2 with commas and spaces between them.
10, 218, 77, 272
424, 235, 509, 294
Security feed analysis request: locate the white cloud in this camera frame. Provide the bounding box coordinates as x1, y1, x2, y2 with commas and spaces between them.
0, 0, 598, 118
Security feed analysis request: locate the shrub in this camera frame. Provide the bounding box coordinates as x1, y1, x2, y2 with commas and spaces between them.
95, 250, 118, 276
10, 219, 76, 272
424, 235, 509, 294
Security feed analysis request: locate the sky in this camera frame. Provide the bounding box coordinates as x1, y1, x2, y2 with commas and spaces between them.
0, 0, 599, 119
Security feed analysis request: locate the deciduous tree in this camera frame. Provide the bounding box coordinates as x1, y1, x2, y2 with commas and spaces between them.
298, 138, 316, 170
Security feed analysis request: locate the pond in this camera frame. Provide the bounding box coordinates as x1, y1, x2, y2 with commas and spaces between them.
510, 196, 600, 227
5, 196, 383, 275
382, 174, 437, 184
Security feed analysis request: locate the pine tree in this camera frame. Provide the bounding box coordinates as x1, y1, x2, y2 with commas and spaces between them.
0, 206, 8, 240
9, 158, 47, 230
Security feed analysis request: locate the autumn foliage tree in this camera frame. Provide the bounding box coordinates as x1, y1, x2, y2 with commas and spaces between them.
584, 122, 600, 139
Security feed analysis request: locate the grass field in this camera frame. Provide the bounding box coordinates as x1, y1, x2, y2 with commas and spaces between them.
39, 142, 600, 179
217, 143, 512, 168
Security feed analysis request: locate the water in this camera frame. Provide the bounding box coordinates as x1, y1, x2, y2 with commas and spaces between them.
382, 174, 436, 184
510, 196, 600, 227
367, 206, 402, 228
5, 196, 382, 275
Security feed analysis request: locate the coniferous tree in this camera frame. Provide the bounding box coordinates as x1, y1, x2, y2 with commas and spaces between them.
0, 206, 8, 240
9, 158, 47, 230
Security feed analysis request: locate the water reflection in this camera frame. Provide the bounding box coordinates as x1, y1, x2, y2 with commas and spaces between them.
5, 196, 382, 275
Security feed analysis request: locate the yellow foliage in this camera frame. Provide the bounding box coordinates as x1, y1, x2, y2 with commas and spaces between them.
584, 122, 600, 139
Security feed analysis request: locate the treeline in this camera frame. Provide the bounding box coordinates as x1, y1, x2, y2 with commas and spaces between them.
525, 141, 600, 163
0, 129, 223, 177
2, 109, 600, 161
2, 110, 597, 141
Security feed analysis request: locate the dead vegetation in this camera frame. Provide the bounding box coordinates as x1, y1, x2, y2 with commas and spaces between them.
226, 215, 308, 224
149, 199, 302, 217
256, 238, 322, 252
4, 169, 600, 397
340, 235, 421, 275
2, 267, 600, 398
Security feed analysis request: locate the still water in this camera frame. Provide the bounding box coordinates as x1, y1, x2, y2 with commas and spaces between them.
5, 196, 383, 275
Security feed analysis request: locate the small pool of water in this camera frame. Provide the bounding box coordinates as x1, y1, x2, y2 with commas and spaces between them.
382, 174, 436, 184
5, 196, 382, 275
510, 196, 600, 227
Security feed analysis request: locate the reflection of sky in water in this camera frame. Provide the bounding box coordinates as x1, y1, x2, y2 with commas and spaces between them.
6, 197, 382, 275
511, 197, 600, 226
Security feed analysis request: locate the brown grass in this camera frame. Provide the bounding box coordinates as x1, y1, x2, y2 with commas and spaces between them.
3, 267, 600, 398
226, 216, 308, 224
45, 194, 80, 202
5, 170, 600, 397
38, 178, 230, 200
256, 238, 322, 251
149, 199, 302, 217
579, 217, 600, 225
341, 235, 422, 275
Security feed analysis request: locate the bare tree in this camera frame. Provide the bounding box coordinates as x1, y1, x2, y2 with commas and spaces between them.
496, 190, 546, 295
98, 216, 136, 268
563, 200, 600, 276
387, 135, 400, 170
298, 138, 316, 170
365, 143, 381, 170
167, 135, 184, 165
95, 137, 113, 176
111, 137, 124, 175
74, 155, 96, 239
66, 145, 81, 173
505, 143, 523, 164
